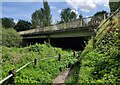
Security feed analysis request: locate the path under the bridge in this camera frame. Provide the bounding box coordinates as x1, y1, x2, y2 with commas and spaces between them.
52, 68, 70, 84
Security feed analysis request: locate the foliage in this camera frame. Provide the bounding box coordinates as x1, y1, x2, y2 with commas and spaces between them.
43, 1, 52, 26
2, 44, 77, 83
1, 17, 15, 28
60, 8, 77, 23
79, 22, 120, 83
66, 64, 80, 84
94, 11, 108, 17
2, 28, 22, 47
31, 1, 52, 28
109, 0, 120, 13
88, 11, 108, 25
14, 20, 31, 32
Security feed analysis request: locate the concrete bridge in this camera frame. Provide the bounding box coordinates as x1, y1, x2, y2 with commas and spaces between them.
19, 15, 106, 50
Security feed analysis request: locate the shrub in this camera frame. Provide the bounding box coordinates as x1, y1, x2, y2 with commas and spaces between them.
2, 28, 22, 47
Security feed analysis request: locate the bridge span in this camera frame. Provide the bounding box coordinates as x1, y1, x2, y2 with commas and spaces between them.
19, 15, 106, 50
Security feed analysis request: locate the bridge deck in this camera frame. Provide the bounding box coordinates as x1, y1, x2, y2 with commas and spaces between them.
19, 15, 105, 38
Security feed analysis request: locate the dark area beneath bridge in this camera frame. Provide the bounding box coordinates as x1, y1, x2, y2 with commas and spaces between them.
23, 37, 88, 51
50, 37, 86, 51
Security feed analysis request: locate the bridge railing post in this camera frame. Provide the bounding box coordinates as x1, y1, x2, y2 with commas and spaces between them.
104, 13, 106, 20
80, 19, 83, 26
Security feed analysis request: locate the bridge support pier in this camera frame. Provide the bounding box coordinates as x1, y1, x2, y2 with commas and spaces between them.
46, 35, 51, 44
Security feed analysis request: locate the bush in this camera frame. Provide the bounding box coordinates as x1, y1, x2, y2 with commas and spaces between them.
2, 28, 22, 47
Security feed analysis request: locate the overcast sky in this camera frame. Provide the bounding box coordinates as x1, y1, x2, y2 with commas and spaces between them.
1, 0, 110, 24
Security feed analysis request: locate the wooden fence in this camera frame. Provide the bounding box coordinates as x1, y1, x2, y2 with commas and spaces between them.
0, 51, 80, 84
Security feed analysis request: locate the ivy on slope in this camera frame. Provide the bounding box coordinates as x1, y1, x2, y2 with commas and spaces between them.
79, 26, 120, 83
2, 44, 77, 83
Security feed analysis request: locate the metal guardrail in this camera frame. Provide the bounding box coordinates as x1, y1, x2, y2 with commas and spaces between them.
0, 51, 80, 84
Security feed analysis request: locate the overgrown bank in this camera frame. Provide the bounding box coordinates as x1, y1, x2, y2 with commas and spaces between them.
66, 10, 120, 84
2, 44, 77, 83
79, 14, 120, 83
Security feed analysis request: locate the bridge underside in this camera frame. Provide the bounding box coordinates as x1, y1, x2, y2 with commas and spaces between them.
23, 37, 89, 51
21, 27, 96, 51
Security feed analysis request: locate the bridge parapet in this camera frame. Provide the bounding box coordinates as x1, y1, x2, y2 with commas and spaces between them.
19, 14, 108, 36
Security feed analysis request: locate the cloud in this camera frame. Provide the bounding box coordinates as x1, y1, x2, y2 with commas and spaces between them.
50, 6, 57, 9
14, 19, 18, 24
58, 9, 62, 13
65, 0, 109, 12
94, 0, 109, 7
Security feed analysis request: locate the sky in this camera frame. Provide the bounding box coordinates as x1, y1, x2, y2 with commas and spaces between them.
1, 0, 110, 24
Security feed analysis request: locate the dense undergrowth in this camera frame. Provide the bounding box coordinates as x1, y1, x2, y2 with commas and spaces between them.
78, 14, 120, 84
79, 25, 120, 83
2, 44, 77, 83
66, 15, 120, 83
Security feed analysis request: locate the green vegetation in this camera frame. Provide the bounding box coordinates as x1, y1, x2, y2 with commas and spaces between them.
14, 20, 31, 32
66, 8, 120, 83
81, 20, 110, 57
79, 26, 120, 83
65, 64, 80, 84
60, 8, 77, 23
109, 0, 120, 13
31, 1, 52, 28
1, 17, 15, 28
2, 28, 22, 47
77, 12, 120, 83
2, 44, 77, 83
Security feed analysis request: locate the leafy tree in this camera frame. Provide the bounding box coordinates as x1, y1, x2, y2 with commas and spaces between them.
60, 8, 77, 23
14, 20, 31, 32
2, 17, 15, 28
31, 1, 52, 28
43, 1, 52, 26
94, 11, 108, 17
109, 0, 120, 13
88, 11, 108, 25
32, 9, 44, 28
2, 28, 22, 47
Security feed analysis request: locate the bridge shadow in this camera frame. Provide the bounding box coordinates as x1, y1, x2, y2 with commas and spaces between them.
23, 37, 89, 51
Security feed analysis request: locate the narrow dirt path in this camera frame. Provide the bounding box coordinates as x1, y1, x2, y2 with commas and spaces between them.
52, 68, 70, 84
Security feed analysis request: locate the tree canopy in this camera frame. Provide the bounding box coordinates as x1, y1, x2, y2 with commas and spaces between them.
2, 17, 15, 28
31, 1, 52, 28
109, 0, 120, 12
94, 11, 108, 17
14, 20, 31, 32
60, 8, 77, 23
